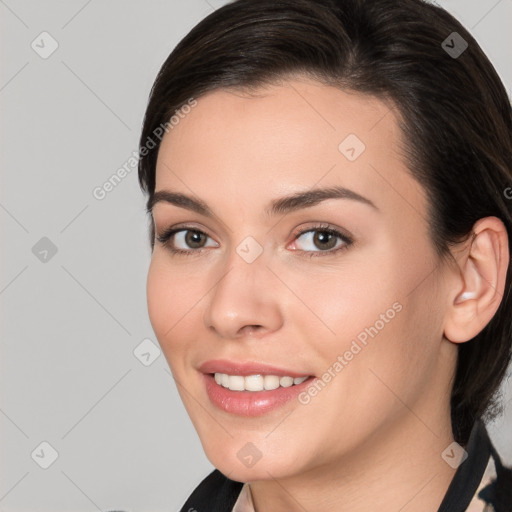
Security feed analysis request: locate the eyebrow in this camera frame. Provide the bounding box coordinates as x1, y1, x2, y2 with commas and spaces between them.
147, 185, 378, 218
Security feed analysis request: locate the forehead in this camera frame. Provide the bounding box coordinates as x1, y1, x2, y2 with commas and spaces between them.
154, 78, 426, 220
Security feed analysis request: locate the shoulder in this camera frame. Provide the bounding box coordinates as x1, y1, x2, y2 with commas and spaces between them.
179, 469, 245, 512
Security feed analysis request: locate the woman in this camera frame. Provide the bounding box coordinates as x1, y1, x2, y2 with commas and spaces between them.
137, 0, 512, 510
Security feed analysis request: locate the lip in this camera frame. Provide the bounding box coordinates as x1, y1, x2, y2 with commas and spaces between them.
202, 374, 314, 416
198, 359, 311, 378
199, 359, 315, 416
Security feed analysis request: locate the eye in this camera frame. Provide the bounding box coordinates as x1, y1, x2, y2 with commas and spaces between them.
291, 224, 353, 256
156, 223, 353, 258
156, 227, 218, 255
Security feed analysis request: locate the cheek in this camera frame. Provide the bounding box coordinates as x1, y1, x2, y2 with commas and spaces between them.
146, 256, 169, 337
297, 243, 399, 341
296, 250, 435, 392
292, 264, 399, 356
146, 255, 201, 362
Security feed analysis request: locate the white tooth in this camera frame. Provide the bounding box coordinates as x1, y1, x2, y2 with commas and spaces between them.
279, 376, 294, 387
263, 375, 280, 390
214, 372, 309, 391
228, 375, 245, 391
245, 375, 264, 391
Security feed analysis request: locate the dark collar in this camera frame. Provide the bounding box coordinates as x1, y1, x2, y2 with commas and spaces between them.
179, 467, 243, 512
437, 420, 492, 512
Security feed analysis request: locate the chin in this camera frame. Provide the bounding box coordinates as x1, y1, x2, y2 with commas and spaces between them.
205, 445, 304, 483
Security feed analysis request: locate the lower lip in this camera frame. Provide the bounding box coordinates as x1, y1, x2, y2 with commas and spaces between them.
203, 373, 314, 416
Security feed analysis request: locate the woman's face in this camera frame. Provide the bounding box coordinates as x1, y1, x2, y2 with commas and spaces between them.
147, 77, 459, 481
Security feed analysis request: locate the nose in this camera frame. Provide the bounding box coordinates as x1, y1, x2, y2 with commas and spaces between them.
203, 249, 284, 340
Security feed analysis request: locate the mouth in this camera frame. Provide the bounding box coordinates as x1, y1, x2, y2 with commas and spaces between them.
203, 373, 315, 416
199, 360, 315, 416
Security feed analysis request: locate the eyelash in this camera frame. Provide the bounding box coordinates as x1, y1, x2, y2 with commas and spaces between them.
155, 223, 354, 258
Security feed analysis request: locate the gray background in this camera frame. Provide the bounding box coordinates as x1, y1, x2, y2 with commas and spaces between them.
1, 1, 511, 511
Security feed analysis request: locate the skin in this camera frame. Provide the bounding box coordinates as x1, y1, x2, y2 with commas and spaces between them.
146, 76, 509, 512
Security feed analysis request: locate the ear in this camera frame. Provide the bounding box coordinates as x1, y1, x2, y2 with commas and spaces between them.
444, 216, 510, 343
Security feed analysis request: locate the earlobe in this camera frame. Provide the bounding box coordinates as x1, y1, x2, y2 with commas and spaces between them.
444, 217, 510, 344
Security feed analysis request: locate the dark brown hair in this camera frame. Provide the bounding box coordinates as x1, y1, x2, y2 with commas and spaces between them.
138, 0, 512, 445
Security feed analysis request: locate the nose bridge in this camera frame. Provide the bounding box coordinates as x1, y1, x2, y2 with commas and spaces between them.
203, 241, 283, 338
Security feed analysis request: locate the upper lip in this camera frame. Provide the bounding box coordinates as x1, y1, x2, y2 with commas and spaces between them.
198, 359, 312, 378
